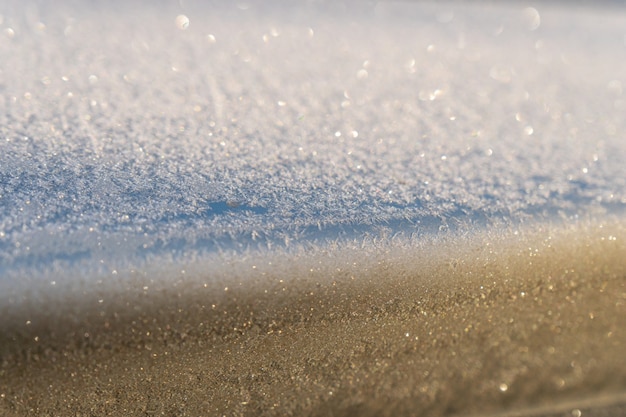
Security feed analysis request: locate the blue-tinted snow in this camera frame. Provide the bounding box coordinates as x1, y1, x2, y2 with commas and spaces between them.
1, 1, 626, 276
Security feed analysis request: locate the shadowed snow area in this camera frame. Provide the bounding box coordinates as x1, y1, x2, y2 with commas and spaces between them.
1, 1, 626, 277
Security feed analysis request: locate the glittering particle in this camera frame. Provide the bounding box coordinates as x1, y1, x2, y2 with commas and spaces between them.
522, 7, 541, 31
406, 58, 416, 73
356, 69, 368, 80
175, 14, 190, 30
499, 383, 508, 392
429, 89, 443, 100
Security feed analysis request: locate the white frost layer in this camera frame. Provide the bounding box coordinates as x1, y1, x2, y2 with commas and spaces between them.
0, 1, 626, 283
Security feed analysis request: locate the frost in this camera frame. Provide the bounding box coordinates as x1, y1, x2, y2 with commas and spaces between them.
2, 4, 626, 416
0, 1, 625, 278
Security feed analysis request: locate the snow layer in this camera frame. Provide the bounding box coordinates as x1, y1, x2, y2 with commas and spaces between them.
1, 1, 626, 278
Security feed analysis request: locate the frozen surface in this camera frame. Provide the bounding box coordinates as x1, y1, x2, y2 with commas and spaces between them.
1, 1, 626, 279
1, 2, 626, 416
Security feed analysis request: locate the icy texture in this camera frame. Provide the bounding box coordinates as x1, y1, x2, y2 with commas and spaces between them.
1, 1, 626, 275
2, 3, 626, 416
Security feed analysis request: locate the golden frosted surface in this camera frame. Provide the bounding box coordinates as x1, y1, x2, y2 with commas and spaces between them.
2, 220, 625, 416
